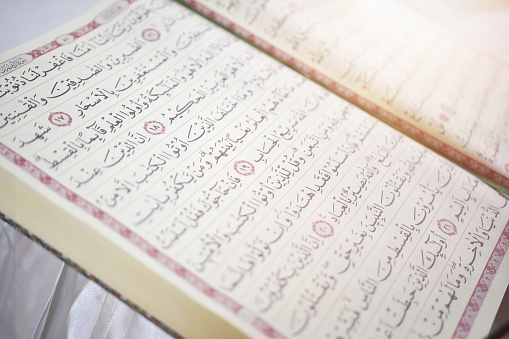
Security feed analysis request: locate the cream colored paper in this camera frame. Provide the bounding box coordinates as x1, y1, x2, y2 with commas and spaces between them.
1, 0, 509, 337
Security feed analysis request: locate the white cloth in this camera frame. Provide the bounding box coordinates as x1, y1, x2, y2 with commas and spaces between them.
0, 219, 175, 339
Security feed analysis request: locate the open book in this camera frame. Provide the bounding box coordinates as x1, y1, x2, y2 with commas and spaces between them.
1, 0, 508, 337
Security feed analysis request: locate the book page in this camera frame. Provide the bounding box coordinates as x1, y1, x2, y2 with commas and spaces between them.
399, 0, 509, 57
1, 0, 509, 337
184, 0, 509, 191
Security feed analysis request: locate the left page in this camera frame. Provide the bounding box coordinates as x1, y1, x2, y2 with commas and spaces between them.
1, 0, 509, 338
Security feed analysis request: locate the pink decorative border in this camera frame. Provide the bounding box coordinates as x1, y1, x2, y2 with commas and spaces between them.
26, 21, 101, 60
26, 0, 139, 59
182, 0, 509, 192
0, 0, 139, 76
453, 218, 509, 338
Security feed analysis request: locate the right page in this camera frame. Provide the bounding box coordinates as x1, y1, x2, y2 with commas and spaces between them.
183, 0, 509, 191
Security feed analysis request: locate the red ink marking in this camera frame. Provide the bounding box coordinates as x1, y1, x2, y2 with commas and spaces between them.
142, 28, 161, 42
441, 103, 457, 115
437, 219, 457, 236
55, 34, 75, 45
144, 121, 165, 135
48, 112, 72, 127
439, 113, 449, 122
313, 220, 334, 238
234, 160, 254, 176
